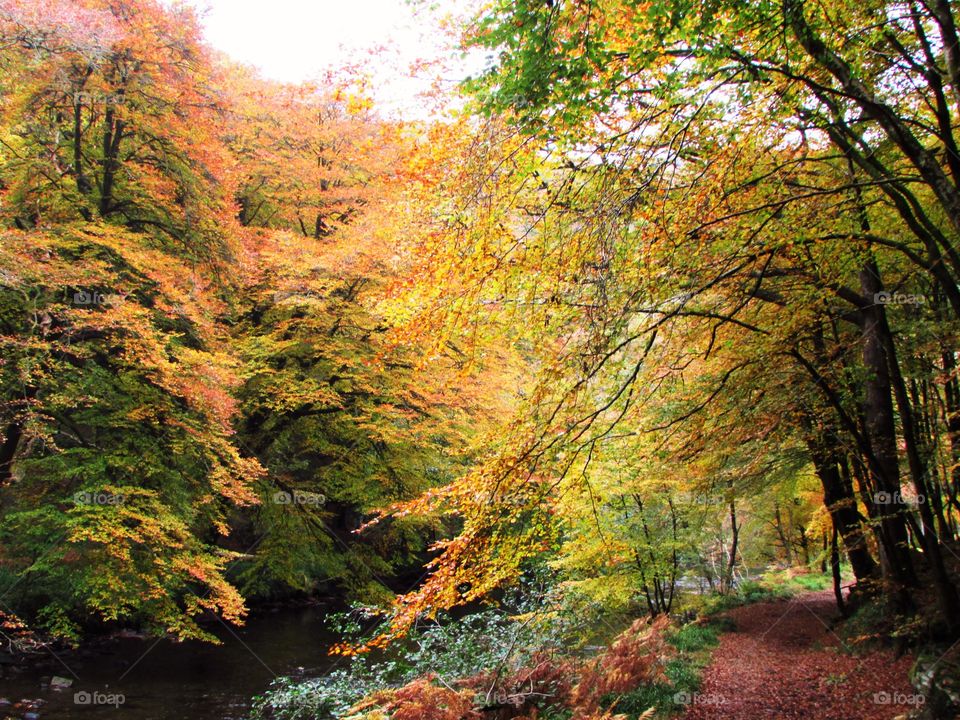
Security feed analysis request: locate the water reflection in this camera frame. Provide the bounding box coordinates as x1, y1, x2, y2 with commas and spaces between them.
0, 605, 338, 719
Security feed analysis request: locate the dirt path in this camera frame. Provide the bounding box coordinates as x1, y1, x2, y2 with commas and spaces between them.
681, 590, 919, 720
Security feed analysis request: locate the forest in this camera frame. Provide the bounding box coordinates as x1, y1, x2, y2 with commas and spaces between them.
0, 0, 958, 718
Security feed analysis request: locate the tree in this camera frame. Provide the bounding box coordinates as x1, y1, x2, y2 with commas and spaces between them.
369, 0, 960, 638
0, 0, 514, 641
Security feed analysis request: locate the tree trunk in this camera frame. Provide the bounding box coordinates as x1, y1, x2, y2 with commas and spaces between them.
774, 502, 794, 565
876, 297, 960, 634
831, 523, 847, 617
725, 489, 740, 593
804, 422, 878, 582
98, 105, 124, 217
0, 421, 22, 487
858, 260, 917, 590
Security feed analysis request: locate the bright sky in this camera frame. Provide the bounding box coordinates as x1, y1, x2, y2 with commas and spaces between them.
180, 0, 476, 114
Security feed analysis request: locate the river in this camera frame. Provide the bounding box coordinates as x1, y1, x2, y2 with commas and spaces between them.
0, 604, 339, 719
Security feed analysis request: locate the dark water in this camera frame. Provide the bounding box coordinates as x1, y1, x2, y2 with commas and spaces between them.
0, 605, 339, 719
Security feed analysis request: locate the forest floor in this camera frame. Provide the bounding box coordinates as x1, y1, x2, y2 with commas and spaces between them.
680, 589, 919, 720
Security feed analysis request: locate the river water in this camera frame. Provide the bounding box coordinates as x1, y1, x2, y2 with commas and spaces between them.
0, 605, 339, 719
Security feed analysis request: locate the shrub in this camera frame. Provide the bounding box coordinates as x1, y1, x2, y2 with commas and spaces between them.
570, 617, 669, 715
355, 677, 481, 720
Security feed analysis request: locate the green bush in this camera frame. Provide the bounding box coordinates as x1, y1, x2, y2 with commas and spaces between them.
250, 607, 524, 719
251, 573, 595, 720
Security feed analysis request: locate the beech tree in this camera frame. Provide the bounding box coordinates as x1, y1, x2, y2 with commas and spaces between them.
0, 0, 507, 640
368, 0, 960, 641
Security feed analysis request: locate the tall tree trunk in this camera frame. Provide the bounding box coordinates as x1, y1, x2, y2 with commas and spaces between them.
858, 260, 917, 590
0, 421, 22, 487
805, 431, 878, 582
798, 525, 810, 566
931, 0, 960, 112
774, 501, 794, 565
940, 346, 960, 518
665, 497, 678, 613
725, 486, 740, 593
831, 523, 847, 617
876, 299, 960, 634
98, 107, 124, 217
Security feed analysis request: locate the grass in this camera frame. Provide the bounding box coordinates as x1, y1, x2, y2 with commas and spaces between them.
692, 570, 836, 615
667, 622, 723, 653
766, 568, 834, 592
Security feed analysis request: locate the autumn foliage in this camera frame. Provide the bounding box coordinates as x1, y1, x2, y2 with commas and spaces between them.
347, 617, 668, 720
2, 6, 960, 715
0, 0, 505, 642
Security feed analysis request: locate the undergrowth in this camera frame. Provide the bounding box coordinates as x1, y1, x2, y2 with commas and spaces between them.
611, 619, 728, 719
251, 571, 840, 720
